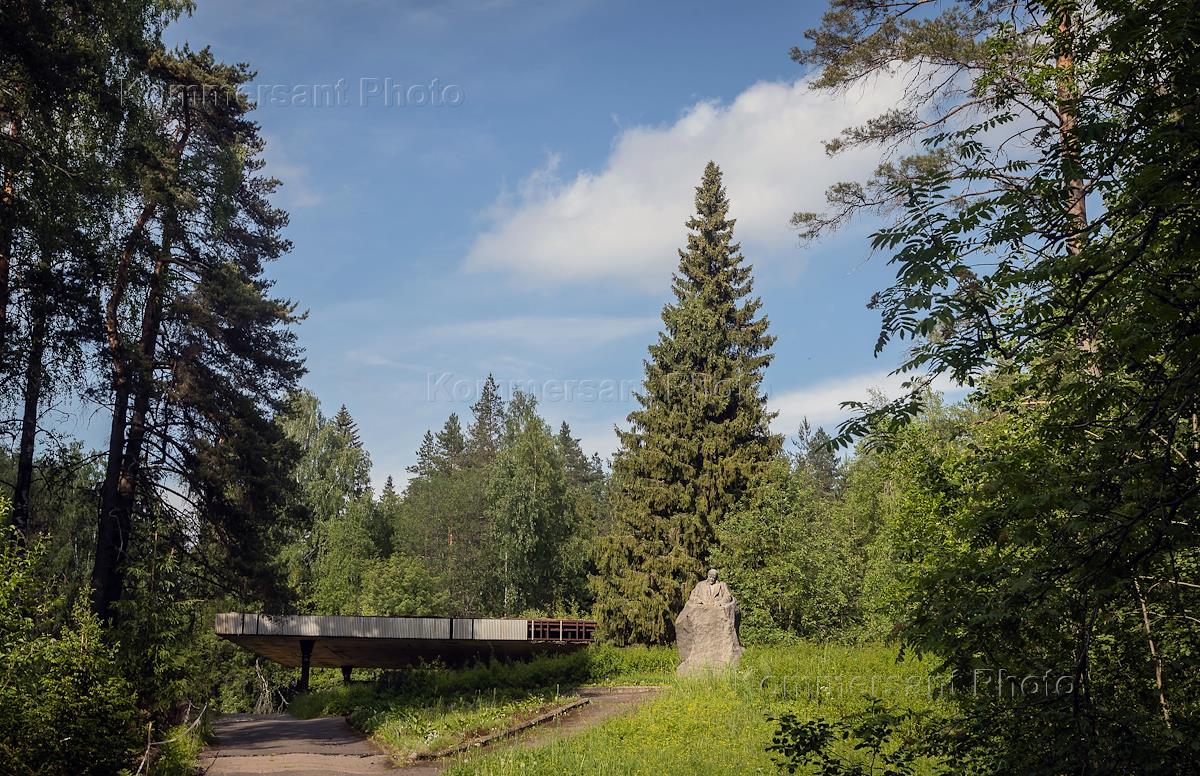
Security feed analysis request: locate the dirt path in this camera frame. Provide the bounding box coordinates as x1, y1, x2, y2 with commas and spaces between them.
199, 686, 660, 775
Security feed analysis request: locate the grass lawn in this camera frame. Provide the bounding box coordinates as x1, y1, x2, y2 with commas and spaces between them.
288, 642, 951, 773
287, 644, 677, 761
443, 642, 952, 775
293, 685, 576, 759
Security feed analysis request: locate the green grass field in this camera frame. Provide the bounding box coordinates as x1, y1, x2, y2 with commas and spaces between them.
443, 643, 952, 775
287, 644, 677, 760
290, 642, 951, 774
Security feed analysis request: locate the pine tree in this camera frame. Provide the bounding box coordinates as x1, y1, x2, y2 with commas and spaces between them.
794, 419, 842, 496
556, 421, 602, 488
466, 374, 505, 466
325, 412, 373, 500
594, 162, 779, 645
91, 48, 305, 621
332, 404, 362, 448
435, 413, 467, 471
408, 430, 440, 478
407, 413, 468, 478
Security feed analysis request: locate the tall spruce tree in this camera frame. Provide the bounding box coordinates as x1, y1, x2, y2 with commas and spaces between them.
594, 162, 779, 645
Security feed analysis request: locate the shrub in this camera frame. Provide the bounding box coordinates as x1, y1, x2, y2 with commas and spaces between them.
0, 522, 141, 775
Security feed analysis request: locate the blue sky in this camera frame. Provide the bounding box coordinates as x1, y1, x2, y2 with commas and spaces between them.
166, 0, 926, 485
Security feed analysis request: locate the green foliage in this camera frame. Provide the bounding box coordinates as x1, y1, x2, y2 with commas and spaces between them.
770, 700, 947, 775
791, 0, 1200, 770
488, 392, 575, 613
715, 450, 861, 643
595, 162, 779, 645
149, 720, 208, 776
358, 553, 452, 616
396, 463, 495, 614
350, 381, 607, 619
0, 521, 140, 775
278, 394, 380, 612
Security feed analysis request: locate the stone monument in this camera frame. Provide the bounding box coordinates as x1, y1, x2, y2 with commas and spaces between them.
674, 569, 743, 675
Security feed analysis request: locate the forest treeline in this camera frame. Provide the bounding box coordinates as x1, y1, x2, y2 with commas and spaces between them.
3, 0, 1199, 774
276, 382, 608, 619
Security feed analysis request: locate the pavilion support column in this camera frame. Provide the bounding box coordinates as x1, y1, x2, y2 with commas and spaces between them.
342, 665, 353, 684
299, 639, 315, 692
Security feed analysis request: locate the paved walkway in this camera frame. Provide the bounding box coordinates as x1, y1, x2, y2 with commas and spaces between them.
199, 687, 661, 775
198, 714, 393, 775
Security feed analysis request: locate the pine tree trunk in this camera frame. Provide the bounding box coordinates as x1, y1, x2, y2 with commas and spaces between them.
11, 281, 48, 538
114, 232, 171, 538
93, 377, 132, 621
92, 108, 189, 621
92, 201, 156, 621
1056, 4, 1087, 256
1134, 578, 1172, 728
0, 114, 18, 372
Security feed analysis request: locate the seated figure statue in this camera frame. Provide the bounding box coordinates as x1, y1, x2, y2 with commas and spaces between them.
675, 568, 743, 675
687, 568, 736, 608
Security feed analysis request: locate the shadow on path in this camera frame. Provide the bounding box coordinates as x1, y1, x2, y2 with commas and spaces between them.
199, 713, 393, 775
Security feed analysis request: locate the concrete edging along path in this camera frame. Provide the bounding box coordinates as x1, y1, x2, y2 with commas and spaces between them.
396, 686, 663, 774
412, 696, 592, 761
199, 686, 662, 775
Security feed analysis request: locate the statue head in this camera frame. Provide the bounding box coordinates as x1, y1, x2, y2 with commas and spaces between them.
706, 568, 719, 584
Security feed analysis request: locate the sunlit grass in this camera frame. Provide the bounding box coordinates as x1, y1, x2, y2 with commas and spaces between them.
291, 684, 570, 759
287, 644, 677, 761
366, 690, 577, 759
443, 642, 950, 775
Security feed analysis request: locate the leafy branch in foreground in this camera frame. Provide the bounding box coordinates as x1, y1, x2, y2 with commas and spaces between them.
769, 699, 948, 776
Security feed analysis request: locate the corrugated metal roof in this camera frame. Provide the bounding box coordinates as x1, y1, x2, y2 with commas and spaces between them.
472, 618, 528, 640
213, 612, 599, 669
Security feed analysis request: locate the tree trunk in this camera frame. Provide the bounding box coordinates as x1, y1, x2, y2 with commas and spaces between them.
11, 280, 48, 538
92, 103, 189, 621
113, 229, 171, 540
92, 201, 156, 621
0, 114, 19, 372
1056, 4, 1087, 256
1134, 578, 1172, 728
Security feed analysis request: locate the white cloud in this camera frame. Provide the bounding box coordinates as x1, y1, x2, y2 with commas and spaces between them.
344, 349, 429, 372
464, 73, 905, 286
769, 369, 967, 435
428, 315, 659, 350
262, 133, 322, 209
